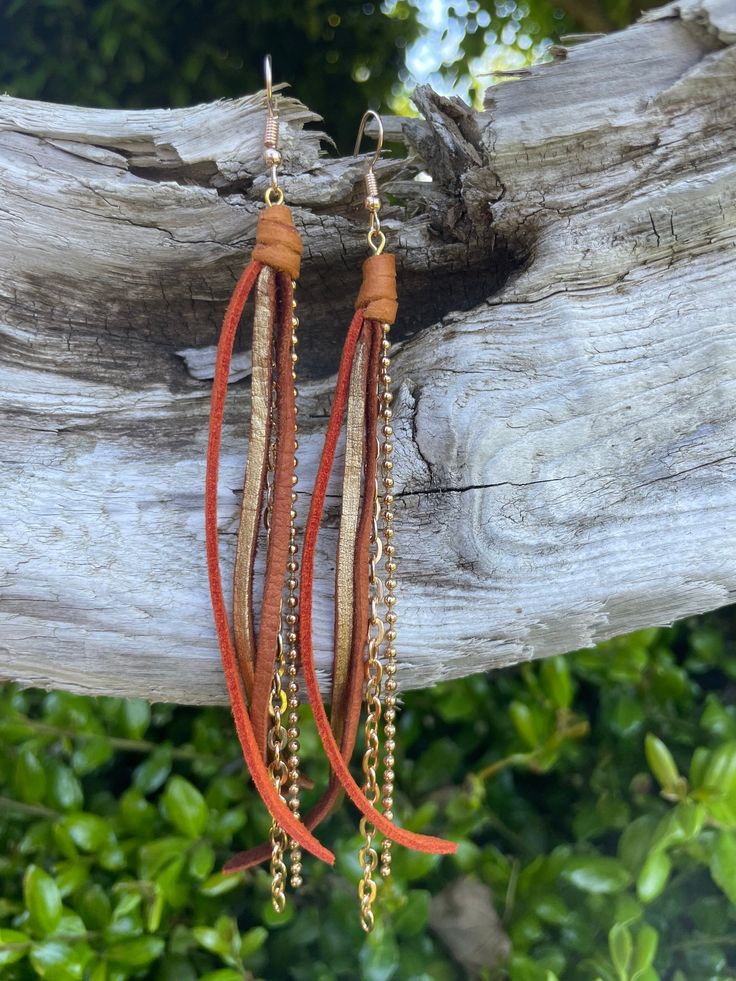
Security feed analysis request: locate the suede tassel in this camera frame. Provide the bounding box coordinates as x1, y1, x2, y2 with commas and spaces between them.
224, 253, 455, 873
205, 205, 335, 868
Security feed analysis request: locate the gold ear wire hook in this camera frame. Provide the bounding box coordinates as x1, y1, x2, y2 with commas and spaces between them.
353, 109, 384, 167
264, 54, 275, 118
354, 110, 386, 255
262, 54, 284, 206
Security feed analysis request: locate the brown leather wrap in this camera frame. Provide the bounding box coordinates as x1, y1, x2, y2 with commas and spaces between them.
355, 252, 397, 325
252, 204, 303, 280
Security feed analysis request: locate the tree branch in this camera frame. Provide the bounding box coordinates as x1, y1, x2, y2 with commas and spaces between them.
1, 0, 734, 703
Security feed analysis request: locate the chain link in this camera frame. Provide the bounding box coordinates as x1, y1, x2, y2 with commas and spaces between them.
265, 281, 305, 911
378, 324, 398, 880
284, 282, 304, 889
359, 469, 385, 933
267, 621, 289, 913
265, 339, 288, 911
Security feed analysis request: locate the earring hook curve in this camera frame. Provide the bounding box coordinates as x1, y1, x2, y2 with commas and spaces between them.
264, 54, 275, 119
353, 109, 384, 168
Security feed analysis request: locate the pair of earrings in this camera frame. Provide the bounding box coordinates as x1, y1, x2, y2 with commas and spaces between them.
204, 57, 455, 931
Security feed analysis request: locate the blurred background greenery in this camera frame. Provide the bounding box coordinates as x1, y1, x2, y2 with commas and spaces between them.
0, 0, 666, 149
3, 1, 736, 979
3, 617, 736, 980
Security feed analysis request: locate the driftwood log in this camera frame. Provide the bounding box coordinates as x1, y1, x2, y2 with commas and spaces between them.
1, 0, 734, 704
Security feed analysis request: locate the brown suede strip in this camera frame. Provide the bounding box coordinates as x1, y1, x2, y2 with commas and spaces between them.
355, 253, 397, 325
252, 204, 303, 280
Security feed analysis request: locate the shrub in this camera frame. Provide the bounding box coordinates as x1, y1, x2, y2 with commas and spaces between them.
0, 613, 735, 979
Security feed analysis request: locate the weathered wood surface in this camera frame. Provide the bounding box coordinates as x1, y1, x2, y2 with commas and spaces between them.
1, 0, 734, 703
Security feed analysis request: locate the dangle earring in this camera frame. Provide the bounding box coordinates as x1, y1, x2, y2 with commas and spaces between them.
293, 110, 456, 930
204, 56, 334, 887
219, 108, 455, 921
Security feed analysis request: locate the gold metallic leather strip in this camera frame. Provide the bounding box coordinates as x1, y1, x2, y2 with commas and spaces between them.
331, 327, 370, 744
233, 265, 275, 699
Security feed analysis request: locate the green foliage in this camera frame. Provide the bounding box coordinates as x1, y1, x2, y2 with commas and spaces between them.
0, 613, 735, 978
0, 0, 646, 150
0, 0, 418, 152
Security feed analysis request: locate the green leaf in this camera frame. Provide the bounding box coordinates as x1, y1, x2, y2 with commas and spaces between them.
199, 871, 244, 897
46, 763, 84, 813
119, 788, 157, 835
689, 746, 711, 789
107, 936, 165, 967
197, 972, 243, 981
535, 894, 568, 925
709, 830, 736, 904
138, 836, 190, 879
59, 813, 111, 853
509, 701, 539, 749
358, 922, 400, 981
145, 884, 164, 933
71, 736, 113, 776
393, 890, 430, 936
192, 926, 230, 959
609, 923, 632, 979
77, 884, 112, 931
160, 776, 208, 838
239, 926, 268, 960
636, 851, 671, 903
55, 862, 88, 899
562, 856, 631, 894
15, 747, 47, 804
609, 694, 644, 737
133, 746, 172, 795
631, 924, 659, 979
86, 959, 107, 981
702, 741, 736, 795
672, 800, 705, 840
156, 855, 187, 907
618, 816, 658, 874
24, 866, 62, 936
540, 656, 573, 709
120, 699, 151, 739
645, 734, 679, 792
0, 929, 31, 967
188, 841, 216, 880
29, 940, 89, 981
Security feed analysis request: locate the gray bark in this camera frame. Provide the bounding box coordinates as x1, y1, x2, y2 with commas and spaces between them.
1, 0, 734, 703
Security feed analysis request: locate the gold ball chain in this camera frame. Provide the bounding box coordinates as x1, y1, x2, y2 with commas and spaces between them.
358, 478, 385, 933
263, 335, 289, 914
284, 282, 304, 891
378, 324, 398, 881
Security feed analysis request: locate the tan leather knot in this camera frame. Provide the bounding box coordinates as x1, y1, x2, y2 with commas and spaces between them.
252, 204, 303, 280
355, 253, 398, 325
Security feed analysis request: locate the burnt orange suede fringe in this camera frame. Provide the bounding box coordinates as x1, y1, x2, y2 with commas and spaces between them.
223, 320, 381, 874
297, 304, 455, 856
205, 211, 333, 866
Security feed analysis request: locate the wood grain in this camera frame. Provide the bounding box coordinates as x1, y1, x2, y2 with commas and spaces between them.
1, 0, 734, 703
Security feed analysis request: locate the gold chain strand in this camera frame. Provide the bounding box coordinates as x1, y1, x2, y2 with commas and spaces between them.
358, 472, 385, 933
284, 281, 304, 889
264, 299, 289, 913
267, 619, 289, 913
378, 323, 398, 880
